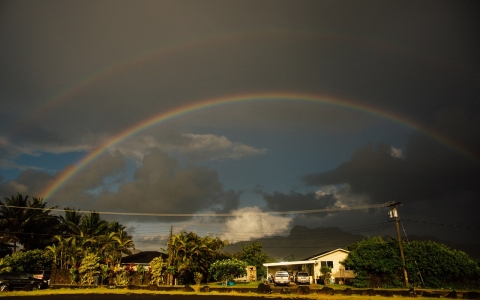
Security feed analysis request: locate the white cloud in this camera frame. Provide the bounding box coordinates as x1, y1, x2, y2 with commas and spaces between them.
111, 133, 267, 163
315, 184, 369, 210
390, 146, 403, 158
180, 133, 267, 161
221, 206, 292, 243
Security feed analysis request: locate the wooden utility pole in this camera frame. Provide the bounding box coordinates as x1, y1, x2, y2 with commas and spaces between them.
387, 201, 409, 288
166, 225, 173, 285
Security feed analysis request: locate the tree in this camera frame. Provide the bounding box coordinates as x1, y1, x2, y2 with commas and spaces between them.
166, 231, 227, 284
49, 208, 134, 272
320, 266, 332, 285
209, 258, 247, 285
59, 207, 82, 235
149, 256, 166, 286
403, 240, 480, 289
237, 241, 269, 280
0, 194, 59, 251
112, 230, 134, 263
78, 253, 101, 285
79, 211, 109, 238
0, 249, 53, 273
342, 237, 480, 289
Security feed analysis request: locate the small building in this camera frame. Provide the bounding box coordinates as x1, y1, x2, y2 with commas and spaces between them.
263, 248, 354, 284
234, 266, 257, 282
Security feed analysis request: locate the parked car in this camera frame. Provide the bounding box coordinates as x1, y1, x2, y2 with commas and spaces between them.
31, 270, 52, 285
294, 271, 310, 285
273, 271, 290, 286
0, 272, 47, 292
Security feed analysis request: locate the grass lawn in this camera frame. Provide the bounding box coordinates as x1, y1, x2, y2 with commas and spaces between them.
0, 283, 462, 299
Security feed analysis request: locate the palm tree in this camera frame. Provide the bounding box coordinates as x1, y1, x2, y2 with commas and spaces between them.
0, 193, 59, 251
79, 211, 109, 238
107, 221, 126, 233
45, 243, 59, 267
63, 233, 90, 269
99, 231, 120, 267
113, 230, 134, 265
166, 232, 227, 284
59, 207, 82, 235
50, 235, 67, 269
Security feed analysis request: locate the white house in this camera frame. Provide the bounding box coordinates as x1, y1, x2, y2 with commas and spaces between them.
263, 248, 354, 284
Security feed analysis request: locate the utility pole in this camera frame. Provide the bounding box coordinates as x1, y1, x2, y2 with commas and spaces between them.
387, 201, 409, 288
167, 225, 173, 285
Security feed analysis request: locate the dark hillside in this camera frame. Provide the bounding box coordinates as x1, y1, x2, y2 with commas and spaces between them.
223, 225, 480, 261
223, 225, 365, 260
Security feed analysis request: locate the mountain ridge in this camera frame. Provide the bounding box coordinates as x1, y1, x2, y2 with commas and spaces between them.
223, 225, 480, 261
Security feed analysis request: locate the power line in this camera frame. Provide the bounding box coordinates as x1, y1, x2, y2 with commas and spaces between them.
0, 203, 388, 217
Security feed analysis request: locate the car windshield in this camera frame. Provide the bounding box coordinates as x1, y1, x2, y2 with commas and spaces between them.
298, 272, 308, 276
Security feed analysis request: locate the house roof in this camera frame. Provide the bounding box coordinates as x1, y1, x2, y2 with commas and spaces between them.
302, 248, 349, 260
263, 260, 317, 267
120, 251, 168, 264
0, 243, 14, 248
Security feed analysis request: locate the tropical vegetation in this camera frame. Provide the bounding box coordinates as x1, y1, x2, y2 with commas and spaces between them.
0, 193, 135, 285
0, 194, 59, 251
235, 241, 269, 280
0, 249, 53, 273
208, 258, 247, 285
342, 236, 480, 289
164, 231, 229, 285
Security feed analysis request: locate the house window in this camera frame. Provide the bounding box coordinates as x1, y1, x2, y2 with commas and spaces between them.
320, 261, 334, 268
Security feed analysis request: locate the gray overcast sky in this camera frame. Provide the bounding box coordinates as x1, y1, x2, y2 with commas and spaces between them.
1, 0, 479, 250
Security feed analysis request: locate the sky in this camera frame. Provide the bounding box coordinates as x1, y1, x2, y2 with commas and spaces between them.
1, 1, 479, 252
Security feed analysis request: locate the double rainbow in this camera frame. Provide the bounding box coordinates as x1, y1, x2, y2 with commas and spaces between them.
39, 91, 474, 200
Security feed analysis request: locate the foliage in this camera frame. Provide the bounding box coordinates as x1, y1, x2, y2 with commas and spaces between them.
70, 267, 79, 284
79, 212, 109, 238
166, 231, 228, 284
403, 240, 480, 289
236, 241, 268, 280
342, 237, 480, 289
320, 266, 333, 285
78, 253, 101, 285
0, 249, 53, 273
0, 194, 60, 251
114, 270, 130, 285
149, 256, 166, 286
59, 207, 82, 236
208, 258, 247, 285
136, 264, 146, 285
49, 209, 134, 270
99, 264, 110, 285
194, 272, 203, 285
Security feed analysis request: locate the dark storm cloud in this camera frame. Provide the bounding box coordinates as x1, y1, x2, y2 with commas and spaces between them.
88, 149, 241, 220
262, 190, 337, 212
299, 124, 480, 242
0, 150, 126, 202
1, 0, 478, 155
0, 169, 53, 198
303, 141, 480, 203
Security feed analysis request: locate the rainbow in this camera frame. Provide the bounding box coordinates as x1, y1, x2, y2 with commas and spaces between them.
39, 91, 477, 200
